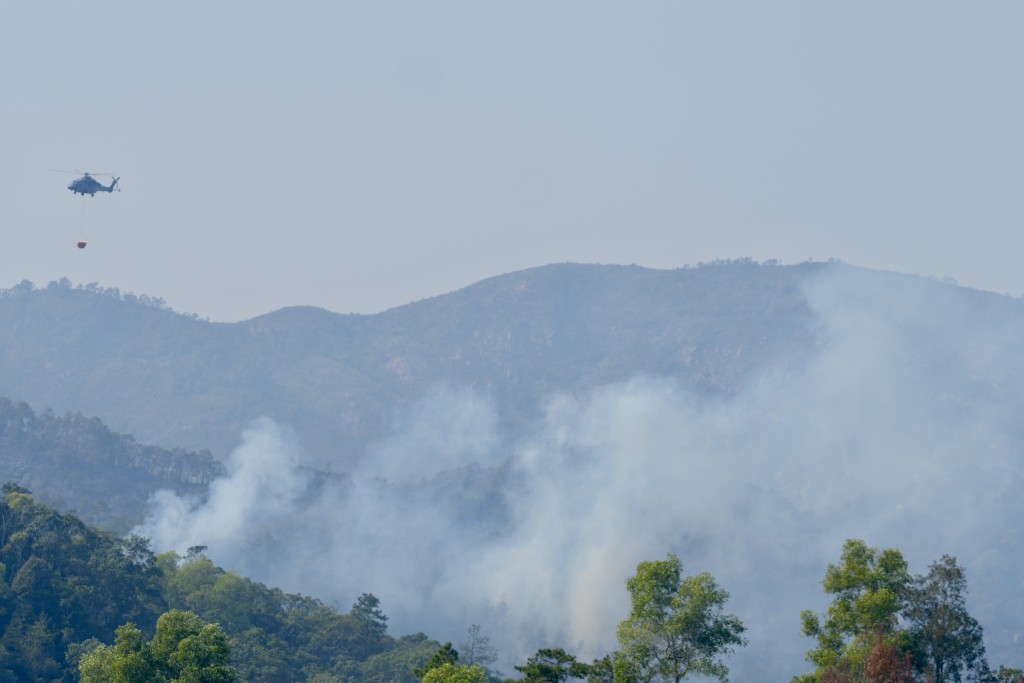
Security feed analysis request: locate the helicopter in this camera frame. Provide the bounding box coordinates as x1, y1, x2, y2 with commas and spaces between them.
58, 170, 120, 196
54, 170, 122, 249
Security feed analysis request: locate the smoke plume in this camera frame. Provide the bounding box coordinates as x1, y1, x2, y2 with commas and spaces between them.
136, 265, 1024, 679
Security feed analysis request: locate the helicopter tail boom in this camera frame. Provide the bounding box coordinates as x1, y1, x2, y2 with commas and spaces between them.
105, 177, 119, 192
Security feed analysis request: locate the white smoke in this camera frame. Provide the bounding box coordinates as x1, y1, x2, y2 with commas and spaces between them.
139, 418, 312, 554
136, 265, 1024, 679
359, 383, 501, 482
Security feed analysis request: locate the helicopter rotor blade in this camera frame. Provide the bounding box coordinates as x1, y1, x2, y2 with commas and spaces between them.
51, 169, 115, 176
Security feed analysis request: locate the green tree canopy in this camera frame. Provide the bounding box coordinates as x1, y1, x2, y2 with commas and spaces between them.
79, 622, 154, 683
799, 539, 911, 677
796, 540, 993, 683
995, 666, 1024, 683
352, 593, 389, 637
79, 609, 238, 683
906, 555, 988, 683
423, 662, 489, 683
415, 642, 460, 679
614, 553, 746, 683
511, 647, 590, 682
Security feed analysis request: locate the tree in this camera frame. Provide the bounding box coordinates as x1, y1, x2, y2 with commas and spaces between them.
460, 624, 498, 669
584, 656, 615, 683
511, 648, 590, 682
120, 534, 156, 568
352, 593, 389, 637
185, 546, 208, 562
423, 662, 490, 683
229, 628, 296, 683
799, 539, 911, 678
864, 635, 915, 683
79, 610, 238, 682
415, 642, 460, 679
359, 633, 442, 683
350, 592, 390, 659
906, 555, 988, 683
994, 666, 1024, 683
79, 622, 158, 682
614, 553, 746, 683
153, 609, 237, 682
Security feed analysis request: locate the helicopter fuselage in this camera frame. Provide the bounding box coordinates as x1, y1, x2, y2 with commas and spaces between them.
67, 174, 118, 195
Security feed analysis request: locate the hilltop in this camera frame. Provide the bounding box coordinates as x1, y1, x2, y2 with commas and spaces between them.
0, 261, 830, 468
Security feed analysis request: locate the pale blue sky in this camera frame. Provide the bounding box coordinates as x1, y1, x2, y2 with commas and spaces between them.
2, 2, 1022, 321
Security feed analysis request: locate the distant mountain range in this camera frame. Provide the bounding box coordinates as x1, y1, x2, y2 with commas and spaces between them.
0, 261, 831, 470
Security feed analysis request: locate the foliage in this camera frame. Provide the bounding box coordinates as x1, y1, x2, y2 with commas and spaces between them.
0, 484, 165, 680
863, 636, 915, 683
614, 553, 746, 682
0, 398, 223, 532
79, 609, 238, 682
359, 633, 444, 683
415, 642, 461, 678
510, 648, 590, 682
583, 656, 615, 683
994, 666, 1024, 683
423, 662, 490, 683
905, 555, 988, 683
797, 541, 993, 683
228, 627, 296, 682
799, 539, 911, 676
0, 487, 443, 682
350, 592, 390, 658
0, 484, 1012, 683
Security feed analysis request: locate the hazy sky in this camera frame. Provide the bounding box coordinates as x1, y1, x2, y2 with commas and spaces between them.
3, 2, 1023, 321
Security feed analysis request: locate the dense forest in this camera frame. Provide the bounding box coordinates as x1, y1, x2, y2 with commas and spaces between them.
0, 397, 223, 531
0, 484, 442, 682
0, 484, 1018, 682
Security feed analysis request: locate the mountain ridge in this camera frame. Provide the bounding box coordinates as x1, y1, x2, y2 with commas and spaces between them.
0, 396, 222, 530
0, 261, 826, 466
0, 260, 1016, 469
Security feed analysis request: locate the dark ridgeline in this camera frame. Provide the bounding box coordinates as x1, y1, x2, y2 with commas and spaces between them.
0, 397, 222, 531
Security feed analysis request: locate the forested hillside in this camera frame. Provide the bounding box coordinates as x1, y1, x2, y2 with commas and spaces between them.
1, 484, 1018, 682
0, 485, 442, 682
0, 398, 222, 531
